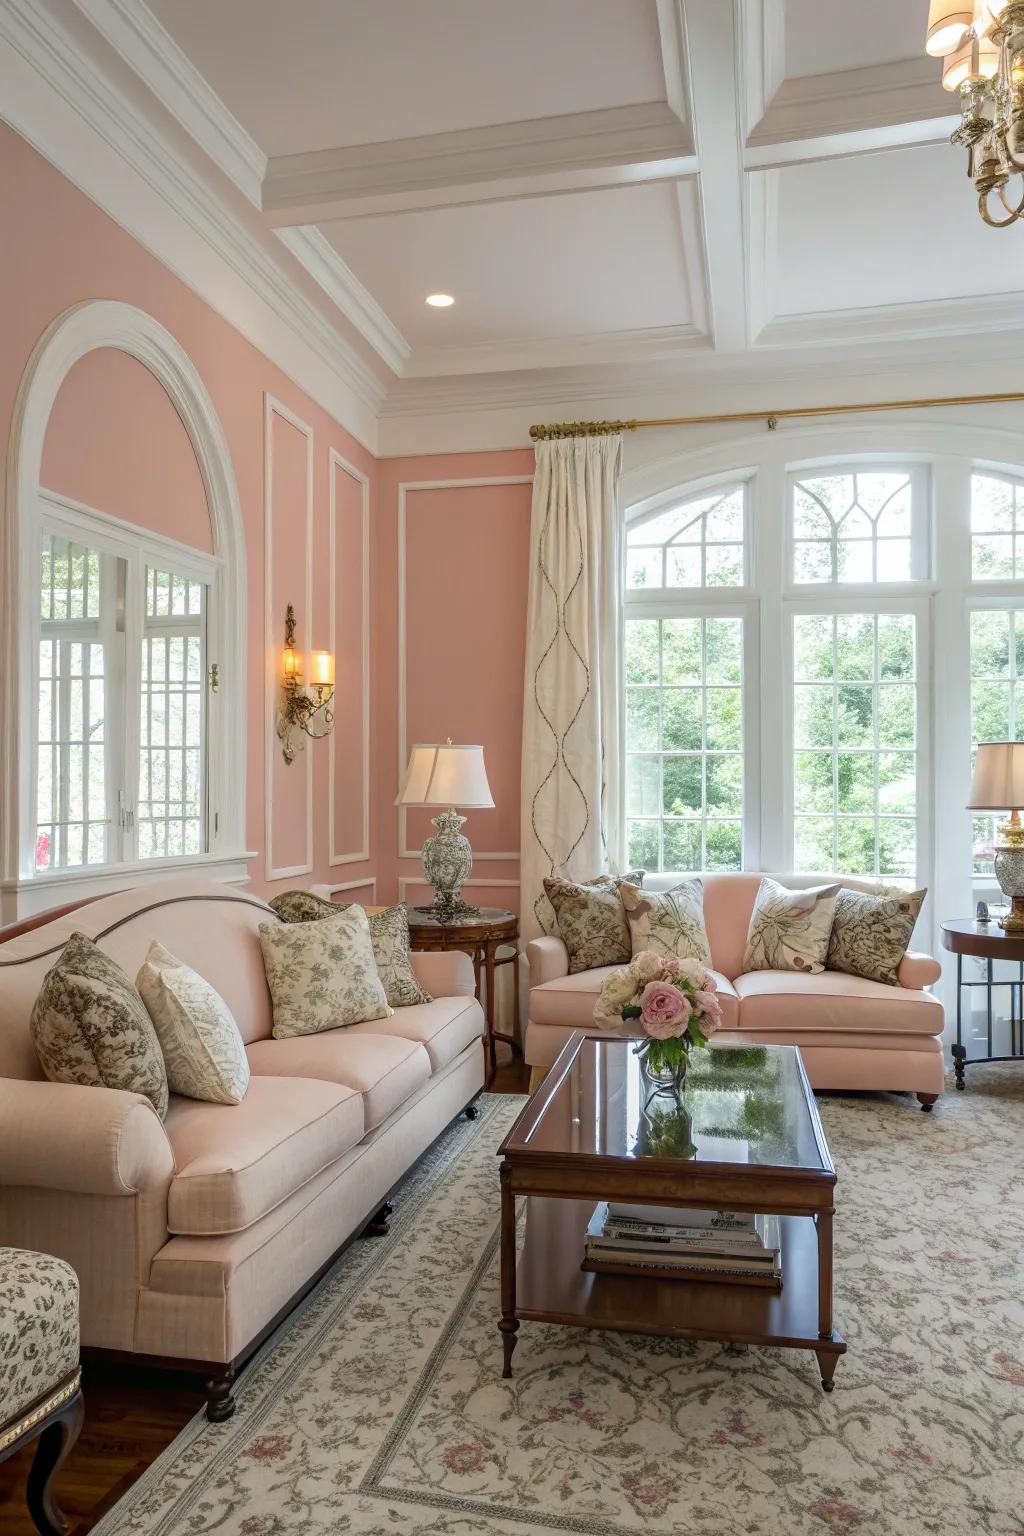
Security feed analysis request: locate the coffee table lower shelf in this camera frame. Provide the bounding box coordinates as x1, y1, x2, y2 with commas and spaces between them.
507, 1198, 846, 1391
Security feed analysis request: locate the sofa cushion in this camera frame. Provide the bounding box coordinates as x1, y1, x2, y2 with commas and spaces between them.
246, 1031, 431, 1131
742, 878, 840, 975
259, 907, 392, 1038
348, 995, 483, 1073
137, 941, 250, 1105
530, 964, 739, 1031
165, 1076, 363, 1236
269, 893, 431, 1009
543, 872, 643, 974
732, 970, 943, 1035
619, 878, 711, 965
826, 887, 926, 986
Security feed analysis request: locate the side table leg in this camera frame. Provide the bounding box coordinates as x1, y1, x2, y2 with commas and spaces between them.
815, 1210, 834, 1343
953, 954, 966, 1090
498, 1162, 519, 1378
485, 941, 498, 1082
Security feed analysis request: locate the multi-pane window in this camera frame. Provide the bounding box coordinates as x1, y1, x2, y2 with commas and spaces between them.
138, 568, 206, 859
792, 470, 920, 584
792, 613, 917, 880
626, 485, 745, 590
969, 608, 1024, 871
625, 615, 744, 872
34, 519, 210, 873
971, 472, 1024, 580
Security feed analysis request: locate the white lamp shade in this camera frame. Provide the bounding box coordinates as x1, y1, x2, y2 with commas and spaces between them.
396, 743, 495, 809
926, 1, 972, 56
967, 741, 1024, 808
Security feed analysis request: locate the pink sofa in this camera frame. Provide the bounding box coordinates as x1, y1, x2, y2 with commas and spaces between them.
526, 872, 944, 1107
0, 879, 485, 1418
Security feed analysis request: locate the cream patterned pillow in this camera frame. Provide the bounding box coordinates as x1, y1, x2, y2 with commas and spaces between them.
136, 941, 250, 1104
259, 907, 392, 1038
543, 871, 644, 975
30, 932, 169, 1118
268, 892, 431, 1008
742, 878, 840, 975
826, 887, 926, 987
618, 878, 712, 966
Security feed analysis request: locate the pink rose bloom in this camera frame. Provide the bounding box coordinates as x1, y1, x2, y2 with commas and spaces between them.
640, 981, 691, 1039
659, 955, 683, 980
693, 989, 722, 1033
699, 970, 717, 993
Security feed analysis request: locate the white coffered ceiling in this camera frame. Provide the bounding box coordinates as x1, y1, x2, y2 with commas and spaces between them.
60, 0, 1024, 417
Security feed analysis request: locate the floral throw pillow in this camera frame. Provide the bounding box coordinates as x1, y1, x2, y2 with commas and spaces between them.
136, 941, 250, 1105
543, 871, 644, 975
618, 878, 712, 966
826, 887, 926, 987
259, 907, 392, 1038
30, 931, 169, 1118
268, 892, 431, 1009
742, 878, 840, 975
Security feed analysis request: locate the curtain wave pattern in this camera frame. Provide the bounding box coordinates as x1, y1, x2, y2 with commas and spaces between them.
520, 434, 623, 940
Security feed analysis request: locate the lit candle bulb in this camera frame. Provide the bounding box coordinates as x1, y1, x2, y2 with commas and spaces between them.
310, 650, 335, 688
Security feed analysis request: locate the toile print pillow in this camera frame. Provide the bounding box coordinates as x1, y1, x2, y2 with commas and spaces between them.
259, 906, 392, 1038
618, 878, 712, 966
543, 871, 644, 975
742, 878, 840, 975
30, 931, 169, 1118
269, 892, 431, 1008
826, 887, 926, 987
136, 941, 250, 1105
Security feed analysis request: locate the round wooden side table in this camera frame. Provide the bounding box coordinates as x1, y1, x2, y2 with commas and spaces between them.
407, 907, 521, 1083
940, 919, 1024, 1088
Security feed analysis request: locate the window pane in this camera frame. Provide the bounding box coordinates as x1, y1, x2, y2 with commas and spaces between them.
793, 613, 918, 879
626, 486, 745, 590
792, 470, 921, 584
972, 474, 1024, 579
970, 607, 1024, 869
623, 615, 744, 872
139, 572, 207, 860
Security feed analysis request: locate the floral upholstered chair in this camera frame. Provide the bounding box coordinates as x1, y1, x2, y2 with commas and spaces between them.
0, 1248, 84, 1536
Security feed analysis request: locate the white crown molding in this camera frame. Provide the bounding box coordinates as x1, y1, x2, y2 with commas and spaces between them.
0, 0, 386, 452
71, 0, 267, 205
262, 103, 697, 224
264, 393, 314, 884
402, 323, 707, 381
277, 227, 411, 376
328, 448, 372, 869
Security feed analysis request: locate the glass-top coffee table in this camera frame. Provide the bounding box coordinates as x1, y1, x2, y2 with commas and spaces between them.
496, 1032, 845, 1390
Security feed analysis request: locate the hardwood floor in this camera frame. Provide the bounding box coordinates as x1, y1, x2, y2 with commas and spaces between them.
0, 1061, 530, 1534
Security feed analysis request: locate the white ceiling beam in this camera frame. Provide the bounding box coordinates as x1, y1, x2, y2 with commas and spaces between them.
745, 57, 958, 170
260, 104, 697, 225
680, 0, 749, 352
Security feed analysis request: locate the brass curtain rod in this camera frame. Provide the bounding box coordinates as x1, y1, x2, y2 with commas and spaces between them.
528, 390, 1024, 441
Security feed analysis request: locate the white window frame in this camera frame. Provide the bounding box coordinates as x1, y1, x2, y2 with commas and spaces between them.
786, 460, 932, 593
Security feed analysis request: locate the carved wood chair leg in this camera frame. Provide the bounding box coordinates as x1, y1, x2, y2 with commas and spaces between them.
25, 1389, 84, 1536
361, 1199, 395, 1237
204, 1368, 236, 1423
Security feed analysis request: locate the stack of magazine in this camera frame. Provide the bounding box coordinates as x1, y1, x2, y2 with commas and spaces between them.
583, 1202, 783, 1288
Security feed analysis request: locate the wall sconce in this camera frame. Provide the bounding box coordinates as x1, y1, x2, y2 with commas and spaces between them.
276, 603, 335, 765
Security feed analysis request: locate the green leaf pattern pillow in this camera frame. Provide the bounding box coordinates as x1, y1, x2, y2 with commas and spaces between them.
618, 878, 712, 966
543, 871, 644, 974
826, 887, 926, 987
742, 878, 840, 975
259, 907, 392, 1038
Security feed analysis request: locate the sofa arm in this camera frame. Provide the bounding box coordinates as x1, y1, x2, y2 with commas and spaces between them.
0, 1080, 174, 1197
410, 950, 477, 999
898, 951, 942, 989
528, 935, 570, 987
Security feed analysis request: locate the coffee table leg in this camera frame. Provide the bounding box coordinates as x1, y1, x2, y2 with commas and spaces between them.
816, 1348, 839, 1393
816, 1207, 834, 1331
498, 1162, 519, 1377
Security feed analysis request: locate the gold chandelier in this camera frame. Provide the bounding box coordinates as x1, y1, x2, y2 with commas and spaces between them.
927, 1, 1024, 224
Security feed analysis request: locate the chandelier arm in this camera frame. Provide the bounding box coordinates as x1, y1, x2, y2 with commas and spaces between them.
1000, 175, 1024, 215
979, 185, 1024, 225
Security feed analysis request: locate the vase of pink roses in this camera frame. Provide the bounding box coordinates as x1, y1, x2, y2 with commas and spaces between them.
594, 949, 723, 1098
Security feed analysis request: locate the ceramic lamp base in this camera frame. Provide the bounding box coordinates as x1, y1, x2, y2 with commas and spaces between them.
420, 809, 482, 923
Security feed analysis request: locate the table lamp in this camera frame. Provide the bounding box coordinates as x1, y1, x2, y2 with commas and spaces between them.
967, 741, 1024, 931
396, 741, 494, 922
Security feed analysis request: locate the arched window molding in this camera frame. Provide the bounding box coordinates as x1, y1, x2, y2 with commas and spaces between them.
1, 300, 249, 916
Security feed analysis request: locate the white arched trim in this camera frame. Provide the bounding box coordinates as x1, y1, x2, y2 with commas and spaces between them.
1, 300, 251, 912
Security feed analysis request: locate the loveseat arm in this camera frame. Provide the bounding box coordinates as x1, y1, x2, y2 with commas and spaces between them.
410, 950, 477, 999
528, 935, 570, 988
898, 951, 942, 989
0, 1079, 174, 1197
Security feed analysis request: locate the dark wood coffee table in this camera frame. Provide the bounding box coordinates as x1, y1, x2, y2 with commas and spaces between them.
497, 1032, 845, 1390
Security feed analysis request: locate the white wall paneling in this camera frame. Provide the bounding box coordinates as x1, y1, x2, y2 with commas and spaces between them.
328, 447, 371, 866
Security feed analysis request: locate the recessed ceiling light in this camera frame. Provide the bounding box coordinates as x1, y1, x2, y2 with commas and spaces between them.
425, 293, 455, 307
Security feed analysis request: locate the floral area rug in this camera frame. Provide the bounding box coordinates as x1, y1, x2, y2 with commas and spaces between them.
95, 1074, 1024, 1536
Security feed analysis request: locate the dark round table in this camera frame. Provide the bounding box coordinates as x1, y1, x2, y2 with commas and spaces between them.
940, 919, 1024, 1088
407, 906, 521, 1082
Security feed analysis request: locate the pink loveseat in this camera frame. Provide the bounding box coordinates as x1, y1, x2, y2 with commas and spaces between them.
0, 879, 485, 1418
526, 872, 944, 1107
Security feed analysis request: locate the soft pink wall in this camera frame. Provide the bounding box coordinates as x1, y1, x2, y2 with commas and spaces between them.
41, 348, 212, 552
1, 124, 376, 901
374, 453, 534, 916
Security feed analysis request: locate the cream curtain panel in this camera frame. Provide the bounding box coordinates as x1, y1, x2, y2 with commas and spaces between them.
520, 434, 624, 941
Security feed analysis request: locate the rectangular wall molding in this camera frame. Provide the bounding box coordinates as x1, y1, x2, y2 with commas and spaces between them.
264, 394, 314, 881
328, 449, 371, 866
397, 475, 533, 863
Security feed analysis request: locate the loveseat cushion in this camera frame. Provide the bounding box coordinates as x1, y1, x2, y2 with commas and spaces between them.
246, 1031, 431, 1131
348, 995, 483, 1073
732, 970, 943, 1035
164, 1076, 364, 1236
530, 965, 739, 1031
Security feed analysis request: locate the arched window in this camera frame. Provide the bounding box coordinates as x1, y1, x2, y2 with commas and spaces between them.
791, 468, 927, 584
626, 484, 746, 590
